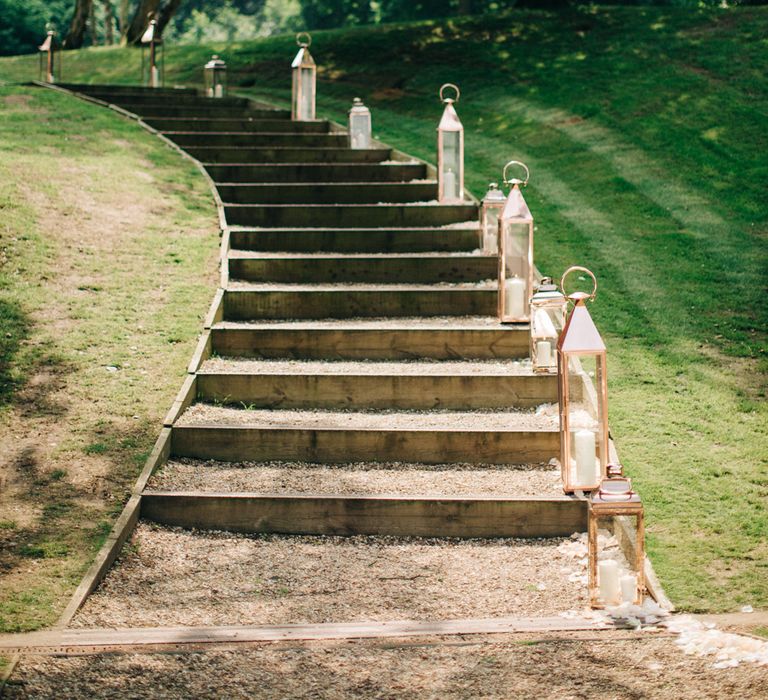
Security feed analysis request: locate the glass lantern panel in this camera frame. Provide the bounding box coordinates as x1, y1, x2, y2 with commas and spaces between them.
500, 222, 530, 319
592, 513, 642, 606
350, 113, 370, 149
531, 306, 562, 370
441, 131, 461, 200
214, 72, 225, 98
481, 207, 499, 254
300, 67, 314, 120
566, 353, 605, 488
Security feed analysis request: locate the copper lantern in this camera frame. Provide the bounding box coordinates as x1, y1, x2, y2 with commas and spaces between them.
557, 266, 608, 493
291, 33, 316, 121
588, 465, 646, 608
204, 55, 227, 98
140, 18, 163, 88
530, 278, 567, 374
436, 83, 463, 203
497, 161, 534, 323
38, 29, 60, 84
479, 182, 505, 253
348, 98, 371, 149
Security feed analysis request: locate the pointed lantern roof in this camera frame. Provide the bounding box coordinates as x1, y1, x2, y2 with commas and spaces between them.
438, 101, 462, 132
141, 20, 158, 44
500, 183, 533, 224
39, 31, 55, 52
292, 46, 315, 69
557, 300, 606, 353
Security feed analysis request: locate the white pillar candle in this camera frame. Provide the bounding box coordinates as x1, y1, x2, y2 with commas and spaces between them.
574, 429, 597, 486
621, 574, 638, 604
598, 559, 621, 605
483, 215, 498, 254
504, 277, 526, 319
214, 83, 223, 98
536, 340, 552, 368
443, 168, 457, 200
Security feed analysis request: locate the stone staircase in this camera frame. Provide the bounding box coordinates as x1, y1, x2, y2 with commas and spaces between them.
58, 84, 588, 629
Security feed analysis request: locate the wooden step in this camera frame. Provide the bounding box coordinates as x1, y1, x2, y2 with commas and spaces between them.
218, 182, 438, 205
229, 226, 478, 253
63, 83, 198, 96
190, 147, 392, 164
196, 358, 553, 409
171, 406, 558, 464
164, 132, 348, 148
205, 163, 427, 183
144, 117, 331, 133
228, 252, 494, 283
211, 318, 529, 359
223, 283, 496, 320
224, 203, 478, 228
87, 93, 251, 107
142, 492, 584, 538
133, 105, 291, 119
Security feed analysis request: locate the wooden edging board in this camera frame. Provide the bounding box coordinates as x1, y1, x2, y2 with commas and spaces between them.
0, 615, 620, 656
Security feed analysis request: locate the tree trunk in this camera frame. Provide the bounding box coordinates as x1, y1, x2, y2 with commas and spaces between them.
125, 0, 161, 45
155, 0, 184, 36
119, 0, 131, 43
64, 0, 94, 49
103, 0, 115, 45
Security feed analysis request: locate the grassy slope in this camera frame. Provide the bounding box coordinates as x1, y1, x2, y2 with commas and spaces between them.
0, 87, 219, 632
1, 6, 766, 612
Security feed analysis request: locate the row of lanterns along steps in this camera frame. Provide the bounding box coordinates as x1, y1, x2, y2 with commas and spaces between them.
55, 83, 592, 630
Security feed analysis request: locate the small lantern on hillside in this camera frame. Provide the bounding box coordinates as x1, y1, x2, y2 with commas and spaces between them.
557, 266, 608, 493
530, 278, 567, 373
437, 83, 464, 202
38, 29, 60, 84
588, 464, 646, 609
291, 32, 316, 121
140, 17, 163, 88
479, 182, 505, 253
348, 98, 372, 149
204, 55, 227, 98
497, 161, 534, 323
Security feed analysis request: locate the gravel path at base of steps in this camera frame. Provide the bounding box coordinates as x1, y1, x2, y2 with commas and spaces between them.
199, 357, 536, 376
71, 524, 586, 629
175, 405, 555, 430
148, 459, 563, 497
10, 632, 767, 700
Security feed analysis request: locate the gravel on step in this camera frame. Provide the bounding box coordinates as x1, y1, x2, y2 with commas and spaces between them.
226, 281, 497, 291
199, 357, 536, 376
70, 524, 586, 629
175, 405, 554, 430
9, 632, 767, 700
215, 316, 516, 329
147, 459, 562, 497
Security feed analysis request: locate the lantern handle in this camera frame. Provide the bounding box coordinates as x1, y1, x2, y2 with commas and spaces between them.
502, 160, 529, 187
296, 32, 312, 48
560, 265, 597, 302
439, 83, 460, 104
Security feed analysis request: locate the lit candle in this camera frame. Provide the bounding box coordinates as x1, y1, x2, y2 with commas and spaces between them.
598, 559, 621, 605
443, 168, 457, 200
574, 429, 597, 486
621, 574, 638, 604
536, 340, 552, 368
504, 277, 526, 319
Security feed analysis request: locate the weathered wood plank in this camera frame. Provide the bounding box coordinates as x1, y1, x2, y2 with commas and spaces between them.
141, 492, 586, 538
171, 425, 558, 464
197, 372, 557, 410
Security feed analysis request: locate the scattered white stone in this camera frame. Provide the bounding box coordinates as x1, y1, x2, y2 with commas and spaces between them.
741, 605, 754, 614
105, 365, 118, 372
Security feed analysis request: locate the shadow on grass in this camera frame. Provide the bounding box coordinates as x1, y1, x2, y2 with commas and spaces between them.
0, 298, 29, 408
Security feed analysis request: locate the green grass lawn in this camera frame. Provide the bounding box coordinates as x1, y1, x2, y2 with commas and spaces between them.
1, 6, 766, 613
0, 87, 219, 632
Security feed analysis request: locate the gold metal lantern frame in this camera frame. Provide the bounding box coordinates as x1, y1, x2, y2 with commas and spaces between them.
291, 33, 316, 121
530, 277, 567, 374
140, 18, 164, 88
479, 182, 505, 254
436, 83, 464, 203
497, 161, 534, 324
588, 465, 646, 608
204, 55, 227, 98
557, 266, 609, 493
38, 30, 60, 84
348, 97, 372, 149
